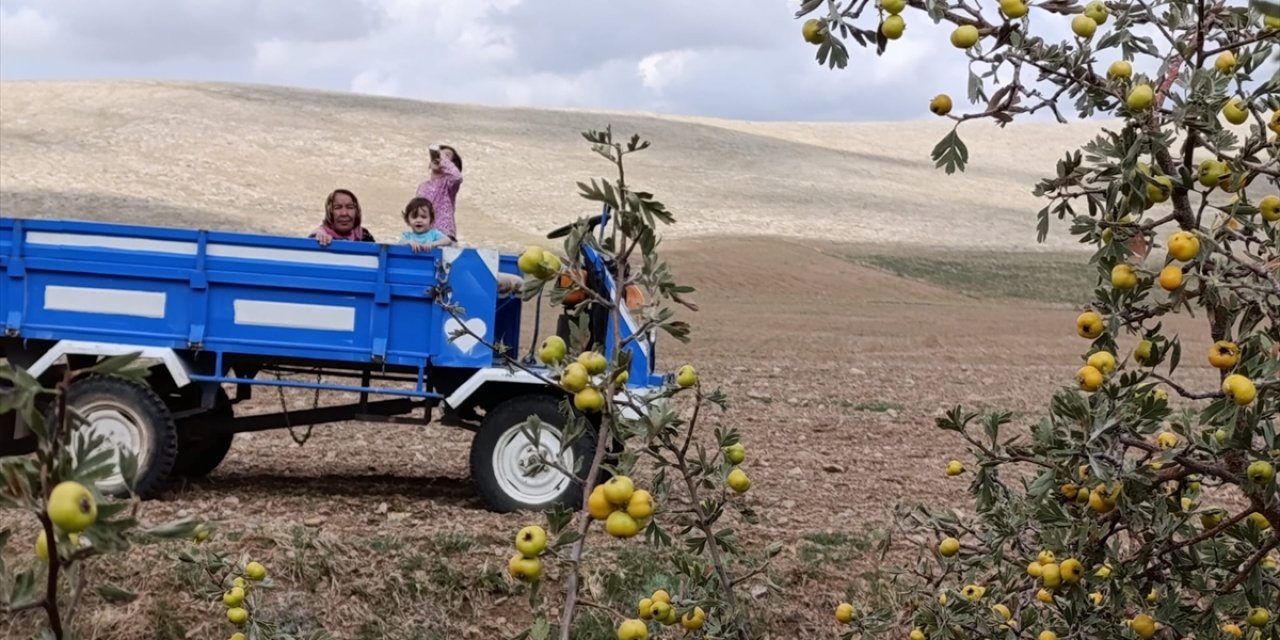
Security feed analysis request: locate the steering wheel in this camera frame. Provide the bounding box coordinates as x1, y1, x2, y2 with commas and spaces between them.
546, 213, 606, 240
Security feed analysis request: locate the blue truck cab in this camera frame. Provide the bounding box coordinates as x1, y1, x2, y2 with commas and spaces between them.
0, 213, 662, 513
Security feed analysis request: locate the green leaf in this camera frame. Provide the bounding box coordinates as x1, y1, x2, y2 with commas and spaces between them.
930, 128, 969, 175
95, 584, 138, 604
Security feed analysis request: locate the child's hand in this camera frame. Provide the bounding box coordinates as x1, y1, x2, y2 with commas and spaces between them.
409, 241, 427, 253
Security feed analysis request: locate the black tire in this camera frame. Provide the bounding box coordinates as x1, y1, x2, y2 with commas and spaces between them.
469, 394, 597, 513
171, 387, 234, 478
63, 375, 177, 499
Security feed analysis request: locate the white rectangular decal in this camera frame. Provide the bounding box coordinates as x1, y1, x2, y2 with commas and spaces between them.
26, 231, 197, 256
43, 286, 167, 319
233, 300, 356, 332
209, 244, 378, 269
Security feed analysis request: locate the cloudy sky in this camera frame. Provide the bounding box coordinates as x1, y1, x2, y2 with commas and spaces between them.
0, 0, 1271, 122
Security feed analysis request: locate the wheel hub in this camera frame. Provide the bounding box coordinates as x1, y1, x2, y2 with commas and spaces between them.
74, 400, 150, 493
492, 427, 574, 505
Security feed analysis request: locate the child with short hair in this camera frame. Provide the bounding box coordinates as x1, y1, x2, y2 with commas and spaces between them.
399, 197, 453, 253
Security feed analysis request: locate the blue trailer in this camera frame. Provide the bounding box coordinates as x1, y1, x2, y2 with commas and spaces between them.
0, 214, 662, 512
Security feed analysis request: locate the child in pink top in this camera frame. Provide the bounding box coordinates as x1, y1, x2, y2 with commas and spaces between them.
414, 145, 463, 241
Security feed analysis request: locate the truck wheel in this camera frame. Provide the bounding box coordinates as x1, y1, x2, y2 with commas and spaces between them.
63, 375, 177, 499
469, 394, 597, 513
172, 388, 234, 478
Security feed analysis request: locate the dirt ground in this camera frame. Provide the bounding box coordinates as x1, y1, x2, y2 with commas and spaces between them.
1, 234, 1223, 640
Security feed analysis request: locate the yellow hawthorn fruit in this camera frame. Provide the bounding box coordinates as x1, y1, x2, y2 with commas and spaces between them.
1041, 563, 1062, 589
1222, 624, 1243, 638
939, 537, 961, 557
1157, 431, 1178, 450
1087, 351, 1116, 377
1158, 264, 1183, 291
1084, 0, 1108, 23
961, 584, 986, 601
1259, 194, 1280, 222
649, 600, 672, 623
1134, 339, 1154, 365
638, 598, 654, 620
724, 443, 746, 464
951, 24, 980, 48
231, 634, 247, 640
681, 606, 706, 630
1089, 490, 1116, 514
1130, 613, 1157, 639
1249, 512, 1272, 529
1038, 550, 1056, 565
1127, 84, 1154, 110
1060, 483, 1079, 500
1027, 561, 1044, 578
1167, 230, 1199, 261
244, 562, 266, 581
910, 630, 926, 640
992, 603, 1012, 621
232, 577, 247, 590
651, 589, 671, 604
537, 335, 566, 364
1223, 97, 1249, 125
1059, 558, 1083, 584
604, 476, 635, 505
802, 18, 825, 44
1107, 60, 1132, 79
574, 387, 604, 412
945, 460, 964, 476
617, 619, 649, 640
1146, 175, 1173, 203
518, 246, 545, 274
1094, 564, 1112, 578
606, 510, 641, 538
626, 490, 655, 520
1072, 14, 1097, 38
1111, 263, 1138, 289
881, 14, 906, 39
1215, 51, 1237, 73
1222, 374, 1257, 405
1089, 592, 1103, 605
1268, 14, 1280, 29
1248, 460, 1276, 485
1151, 388, 1168, 402
227, 607, 249, 625
1036, 589, 1054, 604
675, 364, 698, 388
1000, 0, 1029, 18
47, 481, 97, 533
880, 0, 907, 14
561, 363, 590, 392
1077, 365, 1104, 392
1146, 588, 1158, 603
1198, 159, 1229, 188
727, 467, 751, 493
1248, 608, 1271, 627
588, 484, 614, 520
1039, 632, 1058, 640
508, 554, 543, 582
515, 525, 548, 558
575, 351, 606, 375
1076, 311, 1104, 338
223, 587, 246, 607
835, 602, 855, 623
1208, 340, 1241, 369
930, 94, 953, 116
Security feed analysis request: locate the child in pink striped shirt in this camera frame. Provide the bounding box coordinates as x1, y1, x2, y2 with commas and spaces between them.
414, 144, 463, 241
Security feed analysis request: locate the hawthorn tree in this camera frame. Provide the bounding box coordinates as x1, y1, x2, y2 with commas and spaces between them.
792, 0, 1280, 638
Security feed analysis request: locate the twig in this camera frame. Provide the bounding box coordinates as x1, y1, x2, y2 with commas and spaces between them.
1220, 535, 1280, 593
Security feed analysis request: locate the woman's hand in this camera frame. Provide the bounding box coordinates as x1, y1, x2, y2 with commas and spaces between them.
315, 230, 333, 247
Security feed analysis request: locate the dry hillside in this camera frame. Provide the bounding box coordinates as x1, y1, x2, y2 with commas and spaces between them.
1, 80, 1115, 252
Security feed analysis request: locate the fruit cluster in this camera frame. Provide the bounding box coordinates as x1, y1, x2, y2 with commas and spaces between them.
587, 475, 655, 539
223, 560, 266, 637
516, 245, 562, 281
538, 335, 611, 412
507, 525, 547, 583
617, 588, 707, 639
36, 480, 98, 563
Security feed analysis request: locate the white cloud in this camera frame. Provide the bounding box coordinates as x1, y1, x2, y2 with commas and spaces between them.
0, 0, 1274, 123
0, 5, 60, 51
